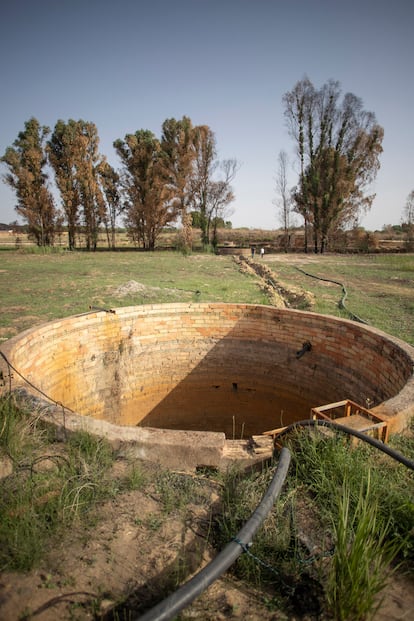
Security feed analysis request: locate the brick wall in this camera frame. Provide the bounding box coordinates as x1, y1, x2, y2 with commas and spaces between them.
1, 303, 413, 437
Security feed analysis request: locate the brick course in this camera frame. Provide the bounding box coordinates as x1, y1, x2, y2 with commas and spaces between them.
1, 303, 413, 446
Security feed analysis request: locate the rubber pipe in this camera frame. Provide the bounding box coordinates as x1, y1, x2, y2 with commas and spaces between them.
135, 447, 291, 621
277, 419, 414, 471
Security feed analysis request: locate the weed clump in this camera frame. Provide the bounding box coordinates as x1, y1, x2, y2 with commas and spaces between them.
0, 395, 116, 571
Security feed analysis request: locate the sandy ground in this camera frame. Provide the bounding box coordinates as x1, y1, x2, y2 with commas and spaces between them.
1, 467, 413, 621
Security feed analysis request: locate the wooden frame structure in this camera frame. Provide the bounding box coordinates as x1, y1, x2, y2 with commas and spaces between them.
263, 399, 389, 444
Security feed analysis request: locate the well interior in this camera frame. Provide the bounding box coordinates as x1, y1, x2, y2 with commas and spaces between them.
1, 303, 414, 442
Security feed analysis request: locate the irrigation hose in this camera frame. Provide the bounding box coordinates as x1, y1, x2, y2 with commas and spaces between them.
276, 419, 414, 471
294, 266, 369, 324
135, 447, 292, 621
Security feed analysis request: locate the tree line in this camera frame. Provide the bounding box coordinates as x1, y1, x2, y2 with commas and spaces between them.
2, 77, 387, 253
1, 116, 238, 250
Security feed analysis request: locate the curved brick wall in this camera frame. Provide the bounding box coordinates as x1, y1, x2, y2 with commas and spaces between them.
1, 303, 413, 468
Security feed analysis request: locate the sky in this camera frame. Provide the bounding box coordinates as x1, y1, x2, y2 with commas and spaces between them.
0, 0, 413, 231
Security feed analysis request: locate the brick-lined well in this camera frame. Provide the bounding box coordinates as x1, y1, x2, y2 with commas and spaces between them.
1, 303, 413, 469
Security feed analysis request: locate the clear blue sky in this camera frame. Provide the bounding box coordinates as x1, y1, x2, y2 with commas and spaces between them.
0, 0, 412, 230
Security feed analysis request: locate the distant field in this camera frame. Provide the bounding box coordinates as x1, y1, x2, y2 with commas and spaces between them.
0, 248, 413, 345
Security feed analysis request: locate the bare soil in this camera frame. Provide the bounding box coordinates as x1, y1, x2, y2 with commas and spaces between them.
1, 458, 413, 621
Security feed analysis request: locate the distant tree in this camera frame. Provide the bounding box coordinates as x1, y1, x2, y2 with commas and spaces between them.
283, 77, 384, 252
190, 125, 238, 247
190, 125, 217, 245
402, 189, 414, 247
160, 117, 196, 250
97, 161, 121, 249
402, 190, 414, 225
114, 130, 178, 250
73, 121, 107, 250
207, 159, 238, 249
1, 118, 57, 246
48, 119, 107, 250
47, 119, 82, 250
274, 150, 295, 252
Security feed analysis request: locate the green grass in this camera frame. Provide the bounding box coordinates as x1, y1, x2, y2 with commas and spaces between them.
328, 473, 402, 621
1, 249, 412, 344
213, 427, 414, 619
0, 251, 269, 340
266, 253, 414, 344
0, 395, 118, 571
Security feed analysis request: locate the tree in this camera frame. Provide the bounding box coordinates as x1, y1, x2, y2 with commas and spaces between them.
73, 121, 106, 250
1, 118, 57, 246
48, 119, 106, 250
160, 117, 196, 250
283, 77, 384, 252
207, 159, 238, 249
114, 130, 178, 250
48, 119, 82, 250
402, 189, 414, 248
97, 161, 121, 249
274, 150, 295, 252
190, 125, 217, 246
189, 126, 238, 248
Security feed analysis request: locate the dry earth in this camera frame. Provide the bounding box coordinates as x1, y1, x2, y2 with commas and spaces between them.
1, 456, 413, 621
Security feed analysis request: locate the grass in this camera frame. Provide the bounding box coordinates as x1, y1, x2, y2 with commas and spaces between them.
328, 473, 402, 621
213, 427, 414, 619
0, 395, 118, 571
266, 253, 414, 345
0, 250, 269, 340
1, 249, 413, 344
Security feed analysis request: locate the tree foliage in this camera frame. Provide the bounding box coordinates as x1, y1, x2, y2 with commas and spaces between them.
114, 130, 178, 250
2, 115, 235, 251
1, 118, 57, 246
48, 119, 106, 250
402, 189, 414, 247
283, 77, 384, 252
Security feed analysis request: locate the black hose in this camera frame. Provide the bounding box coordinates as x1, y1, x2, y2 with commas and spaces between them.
276, 419, 414, 471
294, 267, 368, 324
135, 447, 292, 621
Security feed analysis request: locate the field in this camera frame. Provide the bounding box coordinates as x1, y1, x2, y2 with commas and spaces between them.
0, 248, 413, 345
0, 248, 413, 621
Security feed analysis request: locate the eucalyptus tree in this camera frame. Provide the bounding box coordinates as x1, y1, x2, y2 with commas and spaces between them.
160, 116, 196, 249
48, 119, 106, 250
47, 119, 81, 249
1, 117, 57, 246
403, 189, 414, 247
73, 121, 106, 250
283, 77, 384, 252
190, 124, 217, 246
114, 130, 177, 250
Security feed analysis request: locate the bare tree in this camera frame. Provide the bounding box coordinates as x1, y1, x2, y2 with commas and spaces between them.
274, 150, 295, 252
189, 124, 239, 248
402, 189, 414, 248
208, 158, 238, 249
